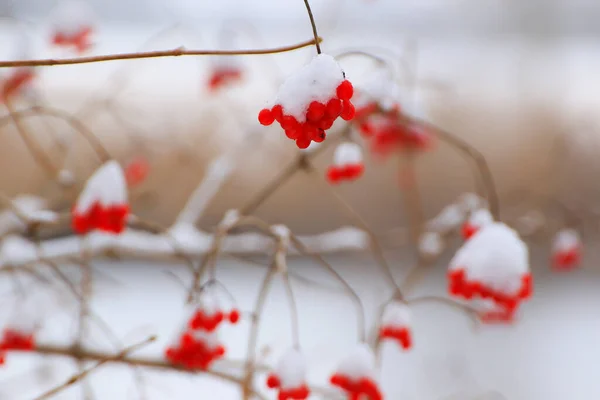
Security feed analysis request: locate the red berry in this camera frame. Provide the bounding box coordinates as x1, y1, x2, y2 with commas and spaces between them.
281, 116, 299, 130
272, 105, 283, 122
326, 98, 342, 117
285, 129, 300, 139
312, 129, 326, 143
326, 167, 341, 184
340, 101, 356, 121
267, 374, 280, 388
296, 137, 311, 149
307, 101, 326, 122
228, 309, 240, 324
336, 80, 354, 100
258, 108, 275, 125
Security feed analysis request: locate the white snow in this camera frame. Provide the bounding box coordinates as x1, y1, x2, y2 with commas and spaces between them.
274, 54, 346, 122
419, 231, 444, 257
74, 160, 128, 214
427, 204, 466, 233
191, 329, 222, 350
275, 348, 307, 389
459, 193, 485, 212
466, 209, 494, 230
354, 68, 400, 112
335, 342, 377, 380
381, 301, 411, 328
0, 195, 58, 235
552, 228, 581, 253
449, 222, 530, 296
0, 235, 38, 266
333, 142, 363, 166
197, 287, 222, 317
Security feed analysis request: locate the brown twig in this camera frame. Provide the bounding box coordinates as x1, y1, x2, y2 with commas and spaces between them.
33, 336, 157, 400
302, 0, 322, 54
0, 38, 323, 68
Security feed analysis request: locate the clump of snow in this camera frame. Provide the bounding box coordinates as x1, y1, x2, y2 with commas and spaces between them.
450, 222, 529, 296
459, 192, 485, 212
419, 231, 444, 257
552, 228, 581, 253
50, 0, 95, 36
354, 68, 400, 112
335, 342, 377, 380
275, 54, 346, 122
427, 204, 466, 233
190, 329, 221, 350
0, 235, 38, 266
197, 288, 221, 317
275, 348, 307, 389
381, 301, 411, 327
167, 222, 211, 253
272, 224, 291, 241
58, 169, 76, 187
466, 209, 494, 230
333, 142, 363, 166
74, 160, 127, 214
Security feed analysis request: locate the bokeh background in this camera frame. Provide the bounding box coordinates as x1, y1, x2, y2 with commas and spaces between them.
0, 1, 599, 399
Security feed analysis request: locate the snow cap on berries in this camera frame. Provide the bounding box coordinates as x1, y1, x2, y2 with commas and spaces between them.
552, 228, 581, 253
269, 348, 309, 390
380, 301, 413, 350
327, 142, 365, 184
275, 54, 346, 122
462, 208, 493, 239
552, 228, 582, 270
336, 342, 377, 380
72, 160, 129, 234
51, 0, 94, 37
333, 142, 363, 166
450, 222, 530, 297
74, 160, 127, 215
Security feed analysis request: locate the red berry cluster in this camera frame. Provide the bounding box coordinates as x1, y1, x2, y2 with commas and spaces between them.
448, 269, 533, 320
0, 68, 35, 104
72, 202, 129, 235
552, 247, 581, 271
188, 308, 240, 332
165, 331, 225, 370
165, 307, 240, 370
266, 374, 310, 400
330, 373, 383, 400
0, 328, 35, 365
326, 163, 364, 184
125, 158, 149, 187
258, 80, 356, 149
208, 67, 243, 92
51, 26, 93, 53
379, 326, 412, 350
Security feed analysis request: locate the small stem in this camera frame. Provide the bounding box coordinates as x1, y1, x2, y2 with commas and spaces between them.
290, 236, 366, 342
0, 38, 323, 68
242, 266, 275, 399
4, 100, 57, 176
303, 0, 322, 54
277, 253, 301, 349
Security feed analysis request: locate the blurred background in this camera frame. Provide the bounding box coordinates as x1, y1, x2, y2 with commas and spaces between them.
0, 1, 599, 399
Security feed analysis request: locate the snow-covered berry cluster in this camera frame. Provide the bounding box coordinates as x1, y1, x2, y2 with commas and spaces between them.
330, 343, 383, 400
0, 67, 35, 104
448, 222, 533, 322
165, 290, 240, 369
207, 57, 243, 92
326, 142, 364, 184
551, 228, 582, 271
379, 301, 412, 350
50, 0, 95, 54
258, 54, 356, 149
364, 112, 433, 157
266, 348, 311, 400
72, 160, 130, 235
461, 208, 494, 240
0, 325, 36, 365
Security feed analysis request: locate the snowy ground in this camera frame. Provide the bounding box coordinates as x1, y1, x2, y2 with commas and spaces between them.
0, 247, 598, 400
